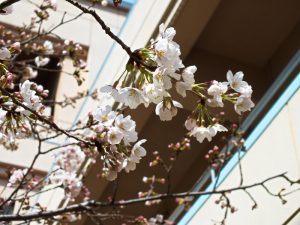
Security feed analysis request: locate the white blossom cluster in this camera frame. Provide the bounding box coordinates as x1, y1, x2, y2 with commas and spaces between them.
101, 23, 197, 121
18, 80, 48, 115
0, 39, 52, 67
148, 214, 164, 225
84, 105, 147, 181
53, 144, 85, 172
50, 169, 82, 199
185, 70, 254, 144
0, 80, 47, 150
207, 70, 254, 114
7, 168, 28, 187
33, 40, 54, 69
0, 107, 31, 150
185, 119, 228, 143
50, 144, 85, 199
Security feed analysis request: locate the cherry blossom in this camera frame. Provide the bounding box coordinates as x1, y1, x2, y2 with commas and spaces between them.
154, 38, 183, 74
143, 83, 166, 104
107, 126, 124, 145
185, 118, 197, 131
103, 168, 118, 181
115, 114, 135, 131
34, 56, 50, 67
207, 80, 228, 97
182, 66, 197, 84
207, 80, 228, 107
191, 126, 213, 143
154, 24, 184, 75
209, 123, 228, 136
175, 65, 197, 97
0, 47, 11, 60
129, 139, 147, 163
102, 86, 149, 109
118, 87, 149, 109
153, 68, 172, 90
226, 70, 249, 93
155, 99, 183, 121
190, 124, 228, 143
85, 106, 148, 180
234, 95, 255, 115
43, 40, 54, 54
92, 105, 117, 126
24, 66, 38, 79
53, 145, 85, 172
148, 214, 164, 225
115, 114, 138, 144
8, 169, 28, 187
50, 170, 82, 199
0, 108, 6, 124
19, 80, 45, 114
240, 84, 253, 97
158, 23, 176, 41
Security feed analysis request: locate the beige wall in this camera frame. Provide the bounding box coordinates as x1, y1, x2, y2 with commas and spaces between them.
188, 86, 300, 224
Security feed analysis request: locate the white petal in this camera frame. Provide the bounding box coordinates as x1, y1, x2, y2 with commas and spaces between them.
226, 70, 234, 82
234, 71, 244, 82
0, 47, 11, 60
173, 101, 183, 108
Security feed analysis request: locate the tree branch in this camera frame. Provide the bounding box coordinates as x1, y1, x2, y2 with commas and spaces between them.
0, 0, 19, 11
64, 0, 156, 71
0, 173, 298, 222
0, 87, 93, 147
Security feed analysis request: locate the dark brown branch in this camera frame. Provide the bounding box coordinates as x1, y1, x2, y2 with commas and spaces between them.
0, 0, 19, 11
0, 173, 298, 222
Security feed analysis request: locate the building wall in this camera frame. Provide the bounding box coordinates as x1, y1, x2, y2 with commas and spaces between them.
187, 82, 300, 224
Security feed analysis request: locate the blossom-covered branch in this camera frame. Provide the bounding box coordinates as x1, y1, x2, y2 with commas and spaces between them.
0, 1, 298, 225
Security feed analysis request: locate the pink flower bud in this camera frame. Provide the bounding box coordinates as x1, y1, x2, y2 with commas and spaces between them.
138, 192, 144, 198
145, 201, 152, 206
142, 177, 148, 183
232, 123, 238, 129
11, 42, 20, 51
